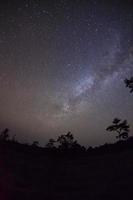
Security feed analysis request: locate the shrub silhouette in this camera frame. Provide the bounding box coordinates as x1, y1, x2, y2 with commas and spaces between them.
124, 77, 133, 93
0, 128, 10, 141
106, 118, 130, 140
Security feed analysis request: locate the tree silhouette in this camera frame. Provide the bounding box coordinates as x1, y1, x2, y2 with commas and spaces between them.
45, 138, 56, 148
46, 132, 84, 152
124, 77, 133, 93
11, 134, 17, 142
32, 141, 39, 147
0, 128, 9, 141
57, 132, 78, 150
106, 118, 130, 140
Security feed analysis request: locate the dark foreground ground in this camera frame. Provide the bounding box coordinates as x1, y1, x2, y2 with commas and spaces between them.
0, 141, 133, 200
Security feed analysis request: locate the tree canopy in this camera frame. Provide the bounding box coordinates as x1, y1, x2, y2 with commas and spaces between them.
106, 118, 130, 140
124, 77, 133, 93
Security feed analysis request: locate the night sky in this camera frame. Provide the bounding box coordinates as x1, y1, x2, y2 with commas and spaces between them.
0, 0, 133, 146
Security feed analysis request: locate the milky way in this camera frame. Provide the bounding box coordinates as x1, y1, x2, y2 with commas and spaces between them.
0, 0, 133, 146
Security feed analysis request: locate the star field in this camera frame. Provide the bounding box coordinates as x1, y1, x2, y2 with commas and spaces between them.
0, 0, 133, 146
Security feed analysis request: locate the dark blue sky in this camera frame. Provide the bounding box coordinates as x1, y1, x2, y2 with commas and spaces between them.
0, 0, 133, 146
